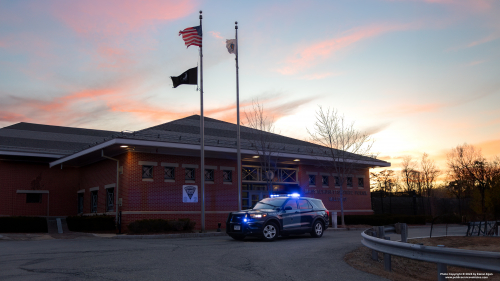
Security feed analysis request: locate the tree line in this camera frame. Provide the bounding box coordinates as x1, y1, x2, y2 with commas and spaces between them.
371, 144, 500, 220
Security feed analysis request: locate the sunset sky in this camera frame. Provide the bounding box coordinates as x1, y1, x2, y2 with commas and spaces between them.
0, 0, 499, 172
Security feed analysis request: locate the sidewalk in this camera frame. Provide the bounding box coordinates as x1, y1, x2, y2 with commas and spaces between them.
0, 231, 228, 241
97, 231, 227, 239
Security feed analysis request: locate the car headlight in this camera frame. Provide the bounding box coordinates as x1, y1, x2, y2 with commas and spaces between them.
249, 214, 266, 219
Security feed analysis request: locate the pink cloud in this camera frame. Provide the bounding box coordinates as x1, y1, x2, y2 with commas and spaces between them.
51, 0, 196, 36
467, 60, 486, 66
390, 0, 491, 10
209, 31, 224, 39
45, 0, 197, 70
300, 72, 342, 80
277, 23, 417, 75
467, 34, 499, 48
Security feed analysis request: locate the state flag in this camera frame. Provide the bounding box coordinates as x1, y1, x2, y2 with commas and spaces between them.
171, 67, 197, 88
226, 39, 236, 54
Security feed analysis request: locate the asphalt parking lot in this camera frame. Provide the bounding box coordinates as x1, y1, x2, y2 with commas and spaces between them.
0, 225, 467, 281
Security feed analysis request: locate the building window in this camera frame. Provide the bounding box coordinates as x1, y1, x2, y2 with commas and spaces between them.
142, 165, 153, 179
26, 193, 42, 203
322, 175, 329, 186
223, 170, 232, 182
242, 167, 259, 181
347, 177, 353, 187
358, 178, 364, 188
205, 169, 214, 181
91, 191, 98, 213
164, 167, 175, 180
308, 175, 316, 186
185, 168, 195, 180
281, 169, 296, 182
334, 176, 340, 186
77, 193, 84, 213
106, 188, 114, 212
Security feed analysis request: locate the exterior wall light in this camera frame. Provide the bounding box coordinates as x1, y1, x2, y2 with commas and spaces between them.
120, 145, 128, 148
252, 156, 259, 158
293, 159, 300, 161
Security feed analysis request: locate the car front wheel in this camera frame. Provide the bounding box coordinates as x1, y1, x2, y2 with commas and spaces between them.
311, 221, 324, 238
262, 222, 279, 241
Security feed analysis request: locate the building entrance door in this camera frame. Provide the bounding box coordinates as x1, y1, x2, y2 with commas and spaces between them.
242, 187, 269, 210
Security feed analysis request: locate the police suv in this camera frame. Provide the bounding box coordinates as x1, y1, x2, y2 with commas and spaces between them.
226, 195, 329, 241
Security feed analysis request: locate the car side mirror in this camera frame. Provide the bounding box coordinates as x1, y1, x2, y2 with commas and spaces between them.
284, 206, 292, 211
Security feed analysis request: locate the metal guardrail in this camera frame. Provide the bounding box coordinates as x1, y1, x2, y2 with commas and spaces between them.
361, 224, 500, 281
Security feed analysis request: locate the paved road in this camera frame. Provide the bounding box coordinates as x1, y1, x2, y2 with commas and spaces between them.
0, 226, 467, 281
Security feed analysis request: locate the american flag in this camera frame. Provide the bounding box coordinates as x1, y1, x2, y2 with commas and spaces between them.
179, 26, 202, 48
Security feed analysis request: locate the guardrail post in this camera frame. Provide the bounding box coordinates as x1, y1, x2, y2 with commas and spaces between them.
371, 231, 378, 261
401, 223, 407, 243
378, 226, 385, 239
384, 237, 391, 272
437, 245, 447, 281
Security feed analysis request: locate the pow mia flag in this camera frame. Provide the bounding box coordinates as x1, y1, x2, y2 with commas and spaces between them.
171, 67, 197, 88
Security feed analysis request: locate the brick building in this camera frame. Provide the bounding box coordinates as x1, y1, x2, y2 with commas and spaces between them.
0, 115, 390, 230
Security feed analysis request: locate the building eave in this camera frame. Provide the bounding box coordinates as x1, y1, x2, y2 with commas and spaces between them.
49, 138, 390, 168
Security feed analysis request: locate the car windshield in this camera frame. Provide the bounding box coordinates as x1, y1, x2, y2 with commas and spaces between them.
253, 198, 287, 210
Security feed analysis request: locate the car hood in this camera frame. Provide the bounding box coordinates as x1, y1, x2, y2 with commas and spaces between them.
231, 209, 275, 215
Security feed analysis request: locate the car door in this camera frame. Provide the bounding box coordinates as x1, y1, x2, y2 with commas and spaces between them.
281, 199, 300, 230
298, 199, 314, 229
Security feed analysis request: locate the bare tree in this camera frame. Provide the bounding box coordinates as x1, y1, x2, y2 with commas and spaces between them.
308, 106, 376, 227
371, 170, 396, 193
400, 155, 424, 194
420, 153, 440, 216
244, 100, 280, 197
447, 144, 500, 219
420, 153, 440, 197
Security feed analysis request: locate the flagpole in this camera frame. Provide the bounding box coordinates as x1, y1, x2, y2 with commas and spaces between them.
199, 10, 205, 232
235, 22, 241, 211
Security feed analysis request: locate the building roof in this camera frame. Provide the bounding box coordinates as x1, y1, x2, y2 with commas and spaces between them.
0, 122, 117, 157
0, 115, 390, 168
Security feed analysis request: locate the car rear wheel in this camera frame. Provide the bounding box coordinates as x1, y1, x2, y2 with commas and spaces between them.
229, 234, 245, 241
262, 222, 279, 241
311, 221, 324, 238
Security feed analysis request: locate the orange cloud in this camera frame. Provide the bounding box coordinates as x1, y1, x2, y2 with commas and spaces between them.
277, 23, 416, 75
0, 112, 30, 123
476, 139, 500, 158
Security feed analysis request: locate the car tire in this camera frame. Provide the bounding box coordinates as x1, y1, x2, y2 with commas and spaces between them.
261, 222, 279, 241
311, 220, 324, 238
229, 234, 245, 241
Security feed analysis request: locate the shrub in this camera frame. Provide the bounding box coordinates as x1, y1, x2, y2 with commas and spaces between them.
178, 218, 196, 231
66, 215, 115, 232
0, 216, 48, 233
127, 218, 196, 234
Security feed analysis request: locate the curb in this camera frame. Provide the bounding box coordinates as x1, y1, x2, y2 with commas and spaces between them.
105, 232, 228, 239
